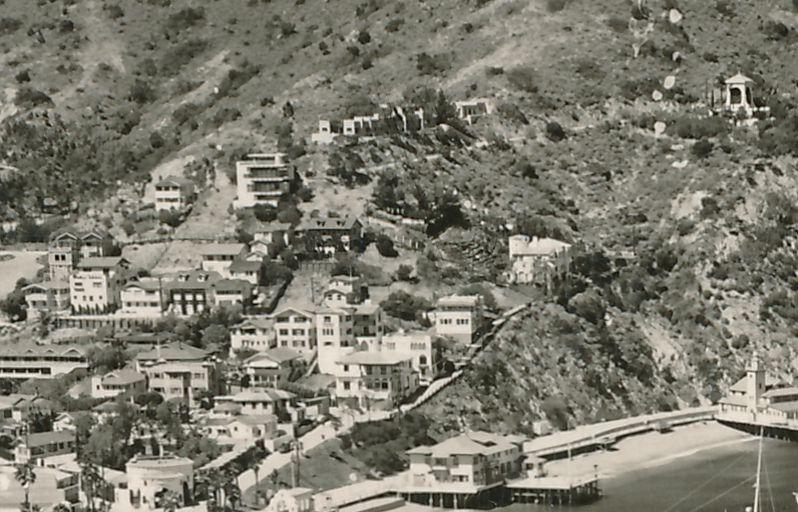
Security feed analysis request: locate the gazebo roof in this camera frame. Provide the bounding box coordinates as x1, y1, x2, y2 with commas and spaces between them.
725, 73, 754, 85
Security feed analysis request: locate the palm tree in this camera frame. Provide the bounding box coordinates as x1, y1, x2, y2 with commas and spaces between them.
14, 462, 36, 512
80, 461, 102, 512
245, 447, 266, 506
223, 472, 241, 512
157, 489, 181, 512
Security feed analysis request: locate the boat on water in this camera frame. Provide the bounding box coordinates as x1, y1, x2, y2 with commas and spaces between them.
742, 428, 795, 512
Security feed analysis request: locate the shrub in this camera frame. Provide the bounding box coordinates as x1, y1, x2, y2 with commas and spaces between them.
0, 18, 22, 36
380, 291, 431, 321
159, 209, 183, 227
715, 0, 735, 18
357, 30, 371, 44
506, 66, 538, 94
129, 79, 156, 104
546, 0, 567, 12
160, 39, 209, 75
15, 87, 53, 108
763, 21, 789, 41
671, 115, 729, 139
14, 70, 30, 83
254, 204, 278, 222
545, 121, 566, 142
396, 264, 413, 281
416, 53, 451, 75
385, 18, 404, 32
172, 102, 204, 125
607, 16, 628, 33
691, 139, 713, 159
105, 4, 124, 19
375, 234, 398, 257
165, 7, 205, 33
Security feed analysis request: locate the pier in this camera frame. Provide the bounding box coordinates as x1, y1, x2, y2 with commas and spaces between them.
504, 475, 601, 505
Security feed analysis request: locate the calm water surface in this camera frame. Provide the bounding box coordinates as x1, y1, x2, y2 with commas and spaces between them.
502, 438, 798, 512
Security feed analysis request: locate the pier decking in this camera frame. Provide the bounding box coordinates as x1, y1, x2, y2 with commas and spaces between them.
504, 475, 600, 505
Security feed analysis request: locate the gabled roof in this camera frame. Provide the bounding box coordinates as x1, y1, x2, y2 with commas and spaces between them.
406, 432, 518, 458
23, 430, 75, 448
77, 257, 129, 270
244, 347, 301, 366
273, 306, 314, 319
23, 280, 69, 292
166, 270, 222, 290
199, 243, 247, 257
229, 259, 262, 273
224, 389, 296, 403
135, 342, 209, 362
0, 343, 88, 358
253, 222, 291, 233
234, 318, 274, 331
298, 216, 360, 231
762, 386, 798, 399
725, 73, 754, 84
102, 369, 146, 386
729, 375, 781, 393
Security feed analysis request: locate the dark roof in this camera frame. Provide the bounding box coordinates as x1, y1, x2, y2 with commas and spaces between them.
166, 270, 222, 291
102, 369, 146, 386
156, 176, 195, 188
213, 279, 252, 293
77, 257, 129, 269
199, 243, 247, 256
229, 259, 262, 273
298, 216, 360, 232
24, 430, 75, 448
135, 342, 209, 362
0, 343, 87, 358
123, 280, 162, 292
254, 222, 291, 233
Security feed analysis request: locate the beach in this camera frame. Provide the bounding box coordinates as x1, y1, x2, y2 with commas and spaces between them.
544, 421, 754, 480
0, 250, 45, 298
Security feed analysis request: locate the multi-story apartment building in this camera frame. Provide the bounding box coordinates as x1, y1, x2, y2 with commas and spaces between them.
0, 344, 88, 380
353, 303, 384, 343
154, 176, 196, 212
14, 430, 77, 464
120, 279, 165, 318
199, 243, 248, 277
22, 281, 70, 319
405, 432, 525, 494
296, 215, 363, 255
48, 228, 115, 281
166, 270, 219, 317
69, 256, 130, 314
507, 234, 572, 289
381, 330, 438, 384
241, 348, 304, 388
430, 294, 484, 344
273, 307, 316, 356
90, 369, 147, 399
212, 278, 254, 308
213, 388, 298, 419
230, 317, 275, 356
334, 351, 418, 408
135, 343, 220, 407
316, 307, 355, 375
233, 153, 295, 209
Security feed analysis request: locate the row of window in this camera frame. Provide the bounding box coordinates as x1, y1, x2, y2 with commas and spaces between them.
438, 318, 470, 325
279, 329, 308, 336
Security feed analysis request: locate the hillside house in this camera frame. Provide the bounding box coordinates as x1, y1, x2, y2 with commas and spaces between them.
381, 330, 438, 384
253, 222, 292, 246
48, 228, 115, 281
120, 279, 165, 318
23, 281, 70, 319
296, 215, 363, 255
241, 348, 305, 388
229, 259, 262, 285
334, 351, 418, 409
213, 389, 298, 421
135, 343, 221, 407
230, 318, 276, 355
454, 99, 494, 125
166, 270, 220, 316
69, 256, 130, 314
430, 295, 484, 344
0, 344, 88, 380
404, 432, 525, 496
233, 153, 295, 208
316, 307, 356, 375
273, 307, 317, 356
199, 243, 248, 277
211, 278, 254, 308
507, 235, 572, 289
155, 176, 196, 212
15, 430, 77, 464
91, 369, 147, 399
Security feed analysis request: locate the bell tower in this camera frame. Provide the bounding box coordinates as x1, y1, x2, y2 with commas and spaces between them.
746, 352, 765, 412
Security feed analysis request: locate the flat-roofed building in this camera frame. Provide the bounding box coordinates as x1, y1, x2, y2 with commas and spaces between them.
430, 295, 484, 344
381, 330, 438, 384
233, 153, 295, 209
69, 256, 130, 314
316, 307, 356, 375
14, 430, 77, 464
114, 455, 195, 512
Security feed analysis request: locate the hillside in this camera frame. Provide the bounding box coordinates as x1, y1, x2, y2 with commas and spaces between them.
4, 0, 798, 432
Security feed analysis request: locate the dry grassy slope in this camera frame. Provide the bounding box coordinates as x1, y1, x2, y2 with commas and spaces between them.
4, 0, 798, 429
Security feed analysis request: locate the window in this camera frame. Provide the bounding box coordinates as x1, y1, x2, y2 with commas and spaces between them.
343, 365, 349, 372
279, 329, 289, 335
343, 382, 350, 390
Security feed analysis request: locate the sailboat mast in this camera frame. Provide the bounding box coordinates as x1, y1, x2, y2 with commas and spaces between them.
753, 429, 764, 512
